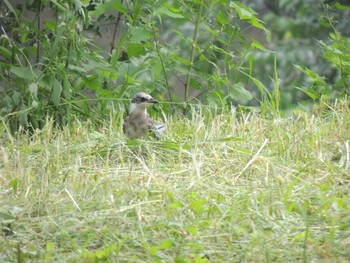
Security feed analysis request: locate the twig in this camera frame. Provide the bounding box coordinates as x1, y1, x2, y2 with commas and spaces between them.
237, 138, 269, 178
64, 188, 81, 212
152, 26, 172, 103
184, 2, 204, 102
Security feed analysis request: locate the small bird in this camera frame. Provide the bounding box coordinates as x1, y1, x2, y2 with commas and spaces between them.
123, 92, 166, 140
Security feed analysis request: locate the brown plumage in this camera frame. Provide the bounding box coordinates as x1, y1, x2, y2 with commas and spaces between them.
123, 92, 160, 139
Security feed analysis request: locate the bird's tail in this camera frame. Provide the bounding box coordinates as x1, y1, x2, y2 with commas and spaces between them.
152, 124, 166, 139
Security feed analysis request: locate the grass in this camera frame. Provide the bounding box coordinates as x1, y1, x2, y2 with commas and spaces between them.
0, 100, 350, 262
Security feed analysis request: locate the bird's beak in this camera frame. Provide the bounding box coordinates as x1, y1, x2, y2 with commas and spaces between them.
150, 98, 158, 104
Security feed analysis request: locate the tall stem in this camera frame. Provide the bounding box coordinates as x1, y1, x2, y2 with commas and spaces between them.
110, 0, 124, 56
152, 26, 172, 103
184, 2, 204, 102
36, 0, 42, 65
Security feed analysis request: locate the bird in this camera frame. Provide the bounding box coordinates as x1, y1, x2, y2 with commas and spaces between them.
123, 92, 166, 140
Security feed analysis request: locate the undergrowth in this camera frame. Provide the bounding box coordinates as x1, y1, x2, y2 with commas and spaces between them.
0, 100, 349, 262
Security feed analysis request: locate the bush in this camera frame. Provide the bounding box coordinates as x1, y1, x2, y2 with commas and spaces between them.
0, 0, 270, 132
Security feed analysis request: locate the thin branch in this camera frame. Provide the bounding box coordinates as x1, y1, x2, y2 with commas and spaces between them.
152, 26, 172, 103
236, 138, 269, 179
109, 0, 124, 56
184, 2, 204, 102
36, 0, 42, 65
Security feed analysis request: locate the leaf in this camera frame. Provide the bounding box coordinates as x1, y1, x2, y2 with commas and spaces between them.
28, 83, 38, 99
0, 211, 15, 220
158, 239, 173, 249
229, 82, 253, 101
0, 47, 12, 59
3, 0, 19, 24
50, 0, 68, 12
214, 136, 245, 142
189, 78, 203, 90
10, 66, 39, 81
44, 20, 57, 31
163, 3, 184, 15
231, 2, 255, 20
334, 3, 350, 10
155, 6, 184, 19
189, 198, 206, 214
185, 226, 198, 235
250, 39, 268, 51
129, 27, 151, 44
46, 242, 56, 252
12, 91, 22, 105
19, 105, 28, 127
174, 56, 192, 66
52, 79, 62, 106
126, 139, 143, 146
93, 0, 127, 17
251, 76, 269, 93
217, 10, 229, 25
295, 87, 319, 100
230, 2, 270, 39
10, 178, 19, 193
126, 43, 146, 58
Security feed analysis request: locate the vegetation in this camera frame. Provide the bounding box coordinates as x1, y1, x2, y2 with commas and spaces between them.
1, 100, 350, 261
1, 0, 271, 131
1, 0, 350, 261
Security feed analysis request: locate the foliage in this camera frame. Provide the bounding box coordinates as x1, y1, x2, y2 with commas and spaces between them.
247, 0, 350, 108
294, 3, 350, 101
0, 0, 270, 132
0, 101, 349, 261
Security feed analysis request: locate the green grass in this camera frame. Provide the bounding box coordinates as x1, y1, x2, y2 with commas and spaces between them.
1, 100, 350, 262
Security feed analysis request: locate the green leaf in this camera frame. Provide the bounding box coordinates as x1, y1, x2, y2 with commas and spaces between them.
334, 3, 350, 10
155, 6, 184, 19
163, 3, 184, 15
19, 105, 28, 127
10, 178, 19, 193
46, 242, 56, 252
44, 20, 57, 31
130, 27, 151, 44
0, 211, 15, 220
229, 82, 253, 101
231, 2, 255, 20
126, 139, 143, 146
174, 56, 192, 66
251, 76, 269, 94
3, 0, 20, 24
0, 46, 12, 59
158, 239, 173, 249
12, 91, 22, 105
28, 83, 38, 99
217, 10, 229, 25
250, 39, 267, 51
127, 43, 146, 57
52, 79, 62, 106
185, 226, 198, 235
295, 87, 319, 100
230, 2, 270, 39
189, 198, 206, 214
10, 66, 39, 81
189, 78, 203, 90
93, 0, 127, 17
50, 0, 68, 12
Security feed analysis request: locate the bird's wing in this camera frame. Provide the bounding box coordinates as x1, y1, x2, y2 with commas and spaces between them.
151, 123, 166, 140
122, 116, 129, 134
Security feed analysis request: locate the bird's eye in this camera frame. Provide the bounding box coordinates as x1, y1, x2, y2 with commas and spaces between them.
141, 97, 147, 102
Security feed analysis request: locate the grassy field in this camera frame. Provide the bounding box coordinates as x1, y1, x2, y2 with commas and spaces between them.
1, 100, 350, 262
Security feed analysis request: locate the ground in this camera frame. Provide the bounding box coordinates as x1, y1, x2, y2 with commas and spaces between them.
1, 101, 349, 262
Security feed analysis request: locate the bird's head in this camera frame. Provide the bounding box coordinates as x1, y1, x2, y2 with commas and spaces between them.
130, 92, 158, 113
